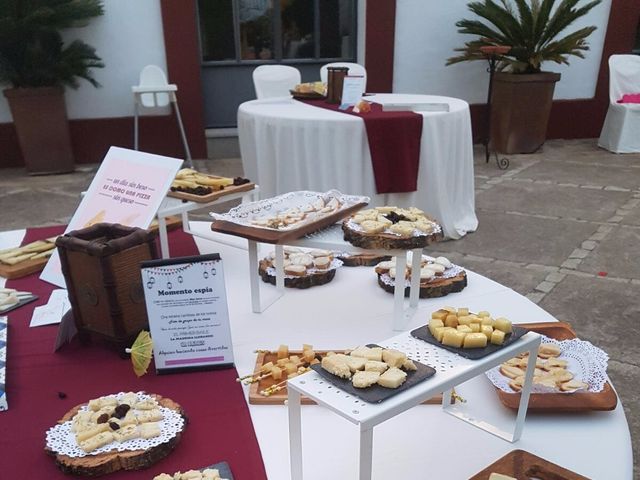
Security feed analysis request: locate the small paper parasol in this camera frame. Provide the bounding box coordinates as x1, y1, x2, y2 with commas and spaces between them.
126, 330, 153, 377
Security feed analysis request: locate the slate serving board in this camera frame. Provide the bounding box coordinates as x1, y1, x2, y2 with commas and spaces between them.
0, 294, 38, 315
310, 345, 436, 404
410, 324, 528, 360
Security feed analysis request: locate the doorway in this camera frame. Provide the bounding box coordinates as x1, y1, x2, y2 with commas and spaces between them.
197, 0, 358, 128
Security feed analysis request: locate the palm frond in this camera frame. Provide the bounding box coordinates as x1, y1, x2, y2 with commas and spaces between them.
448, 0, 602, 73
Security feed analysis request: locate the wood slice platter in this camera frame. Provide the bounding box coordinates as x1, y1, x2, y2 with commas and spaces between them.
342, 221, 444, 250
377, 271, 468, 298
46, 394, 187, 476
494, 322, 618, 412
248, 350, 445, 405
168, 177, 255, 203
337, 253, 392, 267
211, 201, 368, 244
258, 259, 337, 289
469, 449, 590, 480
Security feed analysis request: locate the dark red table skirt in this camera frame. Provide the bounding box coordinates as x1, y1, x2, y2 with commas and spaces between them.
2, 226, 267, 479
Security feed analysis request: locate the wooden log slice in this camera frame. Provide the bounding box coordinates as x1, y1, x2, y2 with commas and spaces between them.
342, 222, 444, 250
336, 253, 392, 267
258, 259, 337, 289
46, 394, 186, 477
377, 271, 468, 298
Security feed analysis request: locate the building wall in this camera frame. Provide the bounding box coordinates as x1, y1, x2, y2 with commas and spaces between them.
0, 0, 168, 123
393, 0, 613, 103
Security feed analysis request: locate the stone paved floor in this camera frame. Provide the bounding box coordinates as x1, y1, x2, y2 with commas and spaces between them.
1, 138, 639, 474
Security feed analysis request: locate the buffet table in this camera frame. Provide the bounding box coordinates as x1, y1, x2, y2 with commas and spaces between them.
238, 94, 477, 239
1, 223, 633, 479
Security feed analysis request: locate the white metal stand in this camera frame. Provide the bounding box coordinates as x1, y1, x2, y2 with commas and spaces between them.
287, 331, 541, 480
247, 224, 425, 329
155, 187, 259, 258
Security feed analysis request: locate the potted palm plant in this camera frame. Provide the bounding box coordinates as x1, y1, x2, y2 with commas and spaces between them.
447, 0, 602, 154
0, 0, 104, 174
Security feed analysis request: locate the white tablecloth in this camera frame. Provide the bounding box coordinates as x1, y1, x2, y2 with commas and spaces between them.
186, 223, 631, 480
238, 94, 478, 239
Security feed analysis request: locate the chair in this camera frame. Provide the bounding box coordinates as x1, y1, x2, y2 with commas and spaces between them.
132, 65, 192, 167
320, 62, 367, 91
252, 65, 301, 99
598, 55, 640, 153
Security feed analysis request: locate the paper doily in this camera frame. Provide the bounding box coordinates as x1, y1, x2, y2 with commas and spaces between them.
265, 258, 343, 279
345, 218, 442, 238
486, 335, 609, 394
379, 264, 465, 287
45, 392, 185, 458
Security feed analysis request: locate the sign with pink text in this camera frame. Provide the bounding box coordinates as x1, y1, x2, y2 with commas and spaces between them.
40, 147, 182, 288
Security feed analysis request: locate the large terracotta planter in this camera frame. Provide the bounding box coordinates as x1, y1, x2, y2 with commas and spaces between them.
490, 72, 561, 154
3, 87, 75, 174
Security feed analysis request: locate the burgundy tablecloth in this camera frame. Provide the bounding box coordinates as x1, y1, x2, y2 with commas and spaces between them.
1, 226, 267, 479
299, 98, 423, 194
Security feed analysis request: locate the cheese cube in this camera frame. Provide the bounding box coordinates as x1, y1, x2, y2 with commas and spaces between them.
481, 325, 493, 340
343, 355, 367, 372
469, 323, 481, 333
434, 326, 451, 342
442, 329, 466, 348
377, 367, 407, 389
469, 315, 481, 323
350, 346, 383, 361
402, 359, 417, 371
302, 349, 316, 363
277, 344, 289, 359
457, 307, 469, 316
494, 317, 513, 334
302, 344, 313, 352
289, 355, 300, 364
284, 363, 297, 374
491, 329, 506, 345
382, 349, 407, 368
364, 360, 389, 373
442, 306, 456, 313
457, 315, 472, 326
478, 310, 491, 318
444, 314, 459, 328
431, 310, 448, 321
260, 361, 274, 373
352, 371, 381, 388
271, 366, 283, 380
463, 333, 488, 349
321, 355, 351, 379
276, 358, 289, 366
456, 325, 472, 334
481, 317, 494, 327
428, 318, 445, 336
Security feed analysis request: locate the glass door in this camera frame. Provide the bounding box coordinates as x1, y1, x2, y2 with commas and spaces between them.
198, 0, 358, 127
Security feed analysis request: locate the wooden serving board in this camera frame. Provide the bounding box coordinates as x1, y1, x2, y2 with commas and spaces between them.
494, 322, 617, 412
46, 394, 186, 477
469, 449, 590, 480
168, 178, 255, 203
0, 219, 181, 280
211, 201, 368, 244
248, 350, 444, 405
378, 271, 468, 298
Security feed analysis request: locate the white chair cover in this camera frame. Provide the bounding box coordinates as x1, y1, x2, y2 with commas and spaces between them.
252, 65, 301, 99
598, 55, 640, 153
320, 62, 367, 90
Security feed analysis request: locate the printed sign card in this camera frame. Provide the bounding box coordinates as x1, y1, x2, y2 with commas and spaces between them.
140, 254, 234, 373
340, 75, 366, 109
40, 147, 182, 288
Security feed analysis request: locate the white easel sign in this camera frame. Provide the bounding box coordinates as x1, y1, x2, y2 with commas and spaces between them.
140, 254, 234, 374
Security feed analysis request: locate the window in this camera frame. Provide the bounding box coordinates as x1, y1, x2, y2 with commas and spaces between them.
198, 0, 357, 64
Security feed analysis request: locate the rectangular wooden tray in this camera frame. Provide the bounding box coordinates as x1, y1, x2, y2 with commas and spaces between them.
211, 201, 368, 244
469, 449, 590, 480
0, 218, 181, 280
167, 175, 255, 203
248, 350, 445, 405
494, 322, 617, 412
